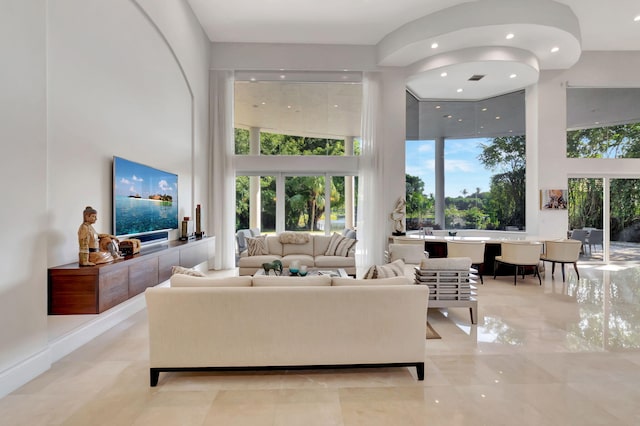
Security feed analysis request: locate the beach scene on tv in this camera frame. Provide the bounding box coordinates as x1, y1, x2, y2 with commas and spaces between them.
114, 157, 178, 236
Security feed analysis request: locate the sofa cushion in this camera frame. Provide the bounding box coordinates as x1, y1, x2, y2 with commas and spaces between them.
325, 232, 357, 257
252, 275, 332, 287
313, 235, 333, 256
388, 244, 426, 264
171, 265, 206, 277
171, 274, 253, 287
246, 235, 269, 256
314, 255, 355, 268
238, 254, 282, 268
332, 276, 411, 286
265, 235, 284, 256
364, 259, 406, 279
282, 238, 314, 257
281, 254, 315, 268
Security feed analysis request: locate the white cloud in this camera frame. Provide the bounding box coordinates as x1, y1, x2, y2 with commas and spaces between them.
132, 174, 144, 182
445, 159, 474, 172
120, 177, 131, 185
158, 180, 173, 192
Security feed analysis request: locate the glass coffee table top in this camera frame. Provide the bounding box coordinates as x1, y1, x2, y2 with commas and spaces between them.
254, 267, 348, 278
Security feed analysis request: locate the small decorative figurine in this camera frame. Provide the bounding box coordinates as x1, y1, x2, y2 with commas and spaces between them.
390, 197, 407, 236
262, 260, 283, 276
78, 206, 121, 266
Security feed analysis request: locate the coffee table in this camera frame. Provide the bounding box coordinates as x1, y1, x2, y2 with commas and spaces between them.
254, 267, 348, 278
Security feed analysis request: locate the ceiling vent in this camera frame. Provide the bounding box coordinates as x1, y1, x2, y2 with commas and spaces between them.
468, 74, 486, 81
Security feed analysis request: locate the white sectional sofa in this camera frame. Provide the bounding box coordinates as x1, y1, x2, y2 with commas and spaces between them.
238, 233, 356, 276
144, 273, 429, 386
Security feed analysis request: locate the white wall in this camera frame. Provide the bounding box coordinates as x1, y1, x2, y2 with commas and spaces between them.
0, 0, 209, 398
0, 0, 49, 394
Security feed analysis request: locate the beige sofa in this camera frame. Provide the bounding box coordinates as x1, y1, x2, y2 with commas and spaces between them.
238, 233, 356, 276
144, 274, 429, 386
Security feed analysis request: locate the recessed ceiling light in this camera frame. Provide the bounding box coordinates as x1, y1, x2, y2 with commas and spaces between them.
446, 115, 453, 119
550, 46, 560, 53
431, 42, 439, 49
287, 105, 292, 109
280, 74, 286, 79
456, 88, 463, 93
510, 73, 517, 79
261, 101, 266, 105
440, 72, 448, 77
480, 126, 484, 129
250, 77, 256, 82
634, 15, 640, 22
333, 104, 339, 108
435, 105, 441, 109
495, 116, 501, 120
458, 119, 463, 122
506, 33, 515, 40
509, 130, 513, 133
481, 107, 487, 111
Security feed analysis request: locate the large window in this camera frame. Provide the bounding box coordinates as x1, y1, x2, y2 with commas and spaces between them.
234, 71, 362, 233
567, 88, 640, 159
405, 90, 526, 231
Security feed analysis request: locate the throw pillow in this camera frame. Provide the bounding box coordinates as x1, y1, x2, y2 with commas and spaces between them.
324, 232, 357, 257
171, 265, 206, 277
363, 259, 406, 279
278, 232, 310, 244
246, 235, 269, 256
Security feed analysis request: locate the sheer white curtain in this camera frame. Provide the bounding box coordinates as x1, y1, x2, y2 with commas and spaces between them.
209, 70, 236, 270
357, 72, 386, 275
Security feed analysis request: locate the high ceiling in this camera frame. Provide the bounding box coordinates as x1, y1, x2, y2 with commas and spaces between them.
188, 0, 640, 140
188, 0, 640, 101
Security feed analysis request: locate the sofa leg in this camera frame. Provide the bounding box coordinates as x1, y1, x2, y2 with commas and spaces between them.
415, 363, 425, 380
150, 369, 160, 387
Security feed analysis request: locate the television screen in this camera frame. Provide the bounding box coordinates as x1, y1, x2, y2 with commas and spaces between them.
113, 156, 179, 237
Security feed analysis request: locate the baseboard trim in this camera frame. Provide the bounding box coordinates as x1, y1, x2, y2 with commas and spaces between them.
0, 348, 51, 399
0, 281, 170, 399
49, 293, 148, 362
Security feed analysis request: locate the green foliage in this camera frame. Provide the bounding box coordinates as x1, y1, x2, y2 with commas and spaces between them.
567, 123, 640, 158
235, 128, 249, 154
567, 125, 640, 240
234, 129, 355, 232
260, 132, 345, 155
478, 135, 526, 229
235, 175, 250, 229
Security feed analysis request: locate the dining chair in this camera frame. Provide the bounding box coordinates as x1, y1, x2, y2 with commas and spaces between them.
494, 241, 543, 285
540, 239, 582, 282
586, 229, 603, 253
569, 229, 589, 253
447, 240, 486, 284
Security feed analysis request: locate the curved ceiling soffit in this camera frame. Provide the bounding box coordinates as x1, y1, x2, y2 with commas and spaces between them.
376, 0, 582, 70
405, 47, 540, 100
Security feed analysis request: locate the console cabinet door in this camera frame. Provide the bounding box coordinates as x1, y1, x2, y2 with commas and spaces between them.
98, 267, 129, 313
128, 257, 159, 297
158, 250, 180, 283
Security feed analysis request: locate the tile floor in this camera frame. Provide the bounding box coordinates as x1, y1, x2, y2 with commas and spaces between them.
2, 263, 640, 425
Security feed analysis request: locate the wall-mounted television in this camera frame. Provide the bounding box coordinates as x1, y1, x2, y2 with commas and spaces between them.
113, 156, 179, 239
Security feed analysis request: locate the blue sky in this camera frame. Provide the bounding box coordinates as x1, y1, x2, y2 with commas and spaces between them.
405, 139, 493, 197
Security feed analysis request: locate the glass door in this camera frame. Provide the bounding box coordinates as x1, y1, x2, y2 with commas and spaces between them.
568, 177, 605, 262
609, 178, 640, 262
